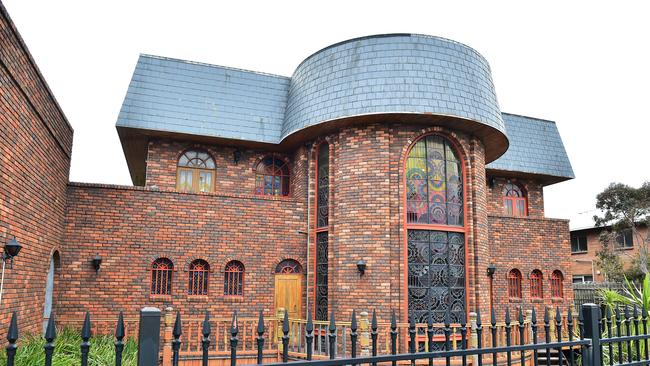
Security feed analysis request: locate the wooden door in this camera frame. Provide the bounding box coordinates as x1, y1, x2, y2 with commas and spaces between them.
274, 274, 302, 318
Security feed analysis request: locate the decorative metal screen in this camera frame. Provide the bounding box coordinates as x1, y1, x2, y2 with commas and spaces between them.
407, 230, 465, 325
150, 258, 173, 295
317, 144, 329, 228
315, 142, 330, 321
315, 231, 329, 321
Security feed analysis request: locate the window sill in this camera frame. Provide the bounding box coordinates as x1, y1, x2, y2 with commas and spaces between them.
508, 298, 523, 303
571, 251, 588, 255
188, 295, 210, 302
530, 298, 544, 303
551, 297, 564, 303
223, 296, 245, 302
616, 247, 634, 251
149, 295, 173, 301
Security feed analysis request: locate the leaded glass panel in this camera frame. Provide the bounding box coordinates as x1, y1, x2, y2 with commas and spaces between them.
406, 136, 463, 226
407, 230, 465, 324
315, 232, 328, 321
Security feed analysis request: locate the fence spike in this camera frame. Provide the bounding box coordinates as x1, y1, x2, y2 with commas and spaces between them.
460, 310, 467, 327
6, 312, 18, 366
643, 305, 648, 319
567, 308, 573, 324
505, 308, 511, 325
624, 305, 631, 319
518, 306, 524, 325
282, 309, 289, 337
634, 304, 639, 319
115, 312, 125, 339
7, 311, 18, 343
173, 311, 182, 338
555, 307, 562, 327
544, 307, 549, 325
44, 313, 56, 366
372, 309, 378, 331
203, 311, 211, 337
231, 310, 238, 333
408, 311, 416, 355
305, 310, 314, 361
81, 312, 92, 340
329, 308, 336, 332
476, 309, 482, 327
351, 309, 358, 332
444, 309, 451, 328
328, 308, 337, 359
390, 309, 397, 330
257, 309, 265, 334
230, 311, 238, 366
491, 307, 496, 326
81, 312, 91, 366
45, 313, 56, 341
350, 310, 358, 359
531, 308, 537, 324
115, 312, 125, 366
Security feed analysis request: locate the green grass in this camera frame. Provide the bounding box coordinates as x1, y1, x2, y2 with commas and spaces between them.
0, 327, 138, 366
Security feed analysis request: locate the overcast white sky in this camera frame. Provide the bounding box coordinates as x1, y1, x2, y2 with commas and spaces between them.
4, 1, 649, 228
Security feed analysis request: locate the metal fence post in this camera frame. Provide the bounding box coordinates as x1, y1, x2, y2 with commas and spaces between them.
581, 303, 601, 366
137, 307, 161, 366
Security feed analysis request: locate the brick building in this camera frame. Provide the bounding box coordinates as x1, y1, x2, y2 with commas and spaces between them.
570, 224, 648, 283
1, 2, 575, 334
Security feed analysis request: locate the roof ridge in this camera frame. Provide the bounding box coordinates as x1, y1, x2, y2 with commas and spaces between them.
502, 112, 556, 124
139, 54, 291, 80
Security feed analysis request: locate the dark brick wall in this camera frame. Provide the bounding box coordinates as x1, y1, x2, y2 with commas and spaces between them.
0, 2, 73, 334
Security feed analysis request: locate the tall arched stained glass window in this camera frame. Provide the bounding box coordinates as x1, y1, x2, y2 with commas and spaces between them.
406, 135, 463, 226
406, 134, 466, 325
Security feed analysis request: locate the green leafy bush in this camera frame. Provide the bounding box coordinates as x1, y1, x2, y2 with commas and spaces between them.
0, 327, 137, 366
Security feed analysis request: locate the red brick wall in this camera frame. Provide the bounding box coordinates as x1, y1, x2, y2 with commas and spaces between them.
486, 177, 545, 218
0, 3, 73, 334
60, 182, 308, 322
488, 215, 573, 318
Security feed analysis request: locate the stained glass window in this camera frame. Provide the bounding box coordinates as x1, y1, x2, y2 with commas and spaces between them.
224, 261, 244, 296
188, 259, 209, 296
254, 156, 290, 196
315, 232, 329, 321
503, 182, 527, 216
150, 258, 173, 296
177, 149, 216, 193
406, 135, 463, 225
315, 142, 330, 321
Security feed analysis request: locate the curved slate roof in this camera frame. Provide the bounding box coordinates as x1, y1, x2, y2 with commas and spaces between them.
116, 34, 573, 186
283, 34, 505, 140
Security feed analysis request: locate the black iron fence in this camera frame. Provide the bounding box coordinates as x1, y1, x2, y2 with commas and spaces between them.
4, 304, 650, 366
573, 282, 625, 311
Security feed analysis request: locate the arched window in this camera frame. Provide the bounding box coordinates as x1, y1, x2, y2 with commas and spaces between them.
530, 270, 544, 298
275, 259, 303, 274
551, 270, 564, 298
151, 258, 173, 296
224, 261, 244, 296
406, 134, 466, 325
507, 269, 522, 299
255, 156, 290, 196
503, 182, 527, 217
177, 149, 216, 193
188, 259, 210, 296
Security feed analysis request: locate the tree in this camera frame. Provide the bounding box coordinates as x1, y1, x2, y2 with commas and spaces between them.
594, 231, 624, 282
594, 182, 650, 275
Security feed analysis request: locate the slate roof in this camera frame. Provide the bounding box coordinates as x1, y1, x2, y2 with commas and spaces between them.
487, 114, 574, 181
116, 34, 574, 185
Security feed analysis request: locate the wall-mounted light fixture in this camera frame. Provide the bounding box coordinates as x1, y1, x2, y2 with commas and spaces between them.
0, 237, 22, 306
92, 254, 102, 273
488, 176, 496, 188
233, 149, 242, 165
486, 263, 497, 277
356, 260, 367, 276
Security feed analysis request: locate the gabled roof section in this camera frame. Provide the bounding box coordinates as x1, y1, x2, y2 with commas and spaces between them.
116, 55, 289, 144
487, 113, 574, 184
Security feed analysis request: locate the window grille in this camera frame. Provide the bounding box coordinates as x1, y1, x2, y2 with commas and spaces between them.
188, 259, 209, 296
224, 261, 244, 296
151, 258, 173, 295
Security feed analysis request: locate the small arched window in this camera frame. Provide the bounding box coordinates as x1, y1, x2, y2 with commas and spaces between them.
224, 261, 244, 296
550, 270, 564, 298
275, 259, 303, 274
503, 182, 527, 217
530, 270, 544, 298
188, 259, 210, 296
151, 258, 173, 296
507, 269, 522, 299
255, 156, 290, 196
177, 150, 216, 193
